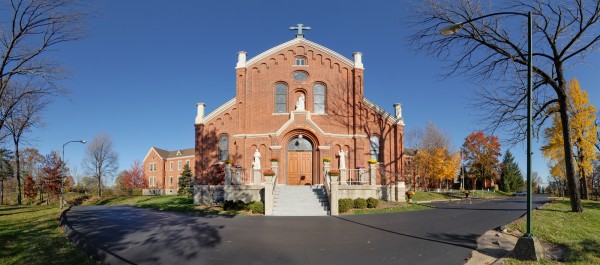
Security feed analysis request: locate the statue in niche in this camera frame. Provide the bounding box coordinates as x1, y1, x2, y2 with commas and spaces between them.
252, 149, 261, 170
338, 150, 347, 169
295, 94, 305, 111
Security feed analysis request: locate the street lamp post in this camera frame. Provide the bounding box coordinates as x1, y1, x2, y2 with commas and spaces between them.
440, 11, 543, 260
61, 140, 86, 210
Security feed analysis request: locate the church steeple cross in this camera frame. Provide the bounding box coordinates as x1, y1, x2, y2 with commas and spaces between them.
289, 23, 311, 38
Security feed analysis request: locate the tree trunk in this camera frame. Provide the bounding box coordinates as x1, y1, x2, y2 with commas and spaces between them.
581, 174, 589, 200
558, 94, 583, 212
15, 143, 21, 205
0, 179, 4, 204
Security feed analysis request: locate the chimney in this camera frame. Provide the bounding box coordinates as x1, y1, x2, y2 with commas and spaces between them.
236, 51, 247, 68
195, 103, 206, 125
353, 52, 363, 69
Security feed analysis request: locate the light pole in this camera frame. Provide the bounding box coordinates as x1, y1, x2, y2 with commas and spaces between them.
61, 140, 86, 210
440, 11, 542, 260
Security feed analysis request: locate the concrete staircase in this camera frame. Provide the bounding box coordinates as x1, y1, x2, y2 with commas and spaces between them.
272, 185, 329, 216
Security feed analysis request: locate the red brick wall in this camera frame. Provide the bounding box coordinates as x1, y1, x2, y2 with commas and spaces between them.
196, 42, 404, 185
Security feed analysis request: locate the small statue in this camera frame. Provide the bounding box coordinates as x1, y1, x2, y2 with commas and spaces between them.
338, 150, 347, 169
252, 149, 261, 170
295, 94, 305, 111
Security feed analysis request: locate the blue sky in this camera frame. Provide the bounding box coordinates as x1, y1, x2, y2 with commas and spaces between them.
25, 0, 600, 185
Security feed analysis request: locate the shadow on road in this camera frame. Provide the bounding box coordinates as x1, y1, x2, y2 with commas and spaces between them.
66, 206, 225, 264
333, 216, 478, 250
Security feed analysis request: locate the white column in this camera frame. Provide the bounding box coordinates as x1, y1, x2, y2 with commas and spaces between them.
253, 169, 261, 185
264, 176, 274, 215
236, 51, 247, 68
353, 52, 364, 69
195, 103, 206, 125
225, 164, 232, 186
330, 176, 339, 215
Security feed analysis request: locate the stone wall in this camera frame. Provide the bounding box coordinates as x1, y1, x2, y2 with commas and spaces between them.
193, 185, 225, 205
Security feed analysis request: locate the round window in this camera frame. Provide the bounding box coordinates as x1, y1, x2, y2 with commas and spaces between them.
293, 71, 308, 82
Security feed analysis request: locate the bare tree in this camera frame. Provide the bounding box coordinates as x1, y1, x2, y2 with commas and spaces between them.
4, 93, 46, 204
82, 133, 118, 196
0, 0, 86, 133
409, 0, 600, 212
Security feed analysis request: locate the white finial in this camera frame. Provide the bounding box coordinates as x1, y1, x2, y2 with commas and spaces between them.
353, 52, 363, 69
195, 103, 206, 125
394, 103, 404, 125
236, 51, 247, 68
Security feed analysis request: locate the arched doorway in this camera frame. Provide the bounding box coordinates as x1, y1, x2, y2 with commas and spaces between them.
287, 136, 313, 185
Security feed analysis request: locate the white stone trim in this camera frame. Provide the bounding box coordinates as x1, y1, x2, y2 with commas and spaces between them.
318, 146, 331, 150
203, 98, 236, 124
166, 155, 194, 160
270, 146, 282, 150
246, 38, 354, 68
143, 147, 163, 162
232, 133, 272, 139
363, 98, 397, 124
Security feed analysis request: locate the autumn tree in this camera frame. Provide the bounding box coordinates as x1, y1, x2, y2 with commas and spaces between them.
23, 173, 36, 203
409, 122, 458, 190
81, 133, 119, 196
542, 78, 598, 199
41, 151, 64, 203
461, 131, 501, 189
0, 149, 14, 204
409, 0, 600, 212
178, 164, 193, 197
499, 150, 525, 192
117, 160, 146, 195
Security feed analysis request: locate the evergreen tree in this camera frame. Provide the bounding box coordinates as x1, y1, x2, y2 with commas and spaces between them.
178, 164, 194, 197
499, 150, 525, 192
0, 149, 14, 205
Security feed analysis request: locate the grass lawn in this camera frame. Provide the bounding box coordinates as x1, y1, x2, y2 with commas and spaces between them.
84, 195, 250, 215
348, 201, 433, 215
407, 190, 511, 202
0, 204, 95, 265
504, 199, 600, 264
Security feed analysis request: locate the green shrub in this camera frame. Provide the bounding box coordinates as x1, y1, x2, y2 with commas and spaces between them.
248, 201, 264, 214
339, 198, 354, 213
354, 198, 367, 209
366, 197, 379, 208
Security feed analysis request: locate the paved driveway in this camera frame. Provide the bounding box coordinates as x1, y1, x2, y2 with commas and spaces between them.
64, 196, 551, 265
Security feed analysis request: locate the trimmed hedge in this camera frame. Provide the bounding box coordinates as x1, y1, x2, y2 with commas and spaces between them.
339, 198, 354, 213
248, 201, 264, 214
366, 197, 379, 208
353, 198, 367, 209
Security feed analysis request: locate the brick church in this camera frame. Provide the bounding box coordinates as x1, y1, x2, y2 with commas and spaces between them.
193, 25, 406, 187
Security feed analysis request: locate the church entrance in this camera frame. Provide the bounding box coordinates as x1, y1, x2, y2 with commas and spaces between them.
287, 136, 313, 185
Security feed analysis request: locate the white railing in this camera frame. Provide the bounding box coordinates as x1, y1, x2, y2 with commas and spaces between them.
342, 169, 370, 185
232, 168, 251, 185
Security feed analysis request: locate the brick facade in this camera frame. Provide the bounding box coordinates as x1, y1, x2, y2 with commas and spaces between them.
195, 37, 405, 185
143, 147, 195, 194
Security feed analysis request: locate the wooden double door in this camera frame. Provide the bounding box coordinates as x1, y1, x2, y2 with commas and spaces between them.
287, 151, 312, 185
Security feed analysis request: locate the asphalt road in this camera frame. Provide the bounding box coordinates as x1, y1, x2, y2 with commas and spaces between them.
65, 195, 552, 265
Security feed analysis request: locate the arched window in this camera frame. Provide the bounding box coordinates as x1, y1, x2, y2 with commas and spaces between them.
370, 135, 380, 161
218, 135, 229, 161
313, 83, 326, 114
275, 83, 287, 113
295, 56, 307, 66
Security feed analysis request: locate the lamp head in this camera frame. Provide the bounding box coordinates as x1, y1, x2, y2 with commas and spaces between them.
81, 140, 87, 144
439, 23, 464, 35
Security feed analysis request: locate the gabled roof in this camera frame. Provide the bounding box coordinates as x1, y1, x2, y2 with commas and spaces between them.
245, 37, 355, 68
404, 149, 418, 157
143, 147, 194, 162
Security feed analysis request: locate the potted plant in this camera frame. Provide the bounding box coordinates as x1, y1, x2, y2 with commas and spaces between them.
323, 157, 332, 162
357, 164, 366, 169
406, 190, 415, 203
263, 169, 276, 176
367, 159, 378, 165
328, 169, 340, 176
270, 157, 279, 163
464, 190, 470, 198
224, 159, 233, 165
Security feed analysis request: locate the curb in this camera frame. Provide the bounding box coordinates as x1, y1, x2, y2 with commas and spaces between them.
59, 206, 135, 265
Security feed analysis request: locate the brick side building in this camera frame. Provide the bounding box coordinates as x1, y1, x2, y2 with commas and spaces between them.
143, 147, 195, 194
194, 30, 406, 186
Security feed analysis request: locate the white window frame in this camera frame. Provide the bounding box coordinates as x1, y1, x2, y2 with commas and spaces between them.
170, 162, 173, 171
178, 161, 182, 170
